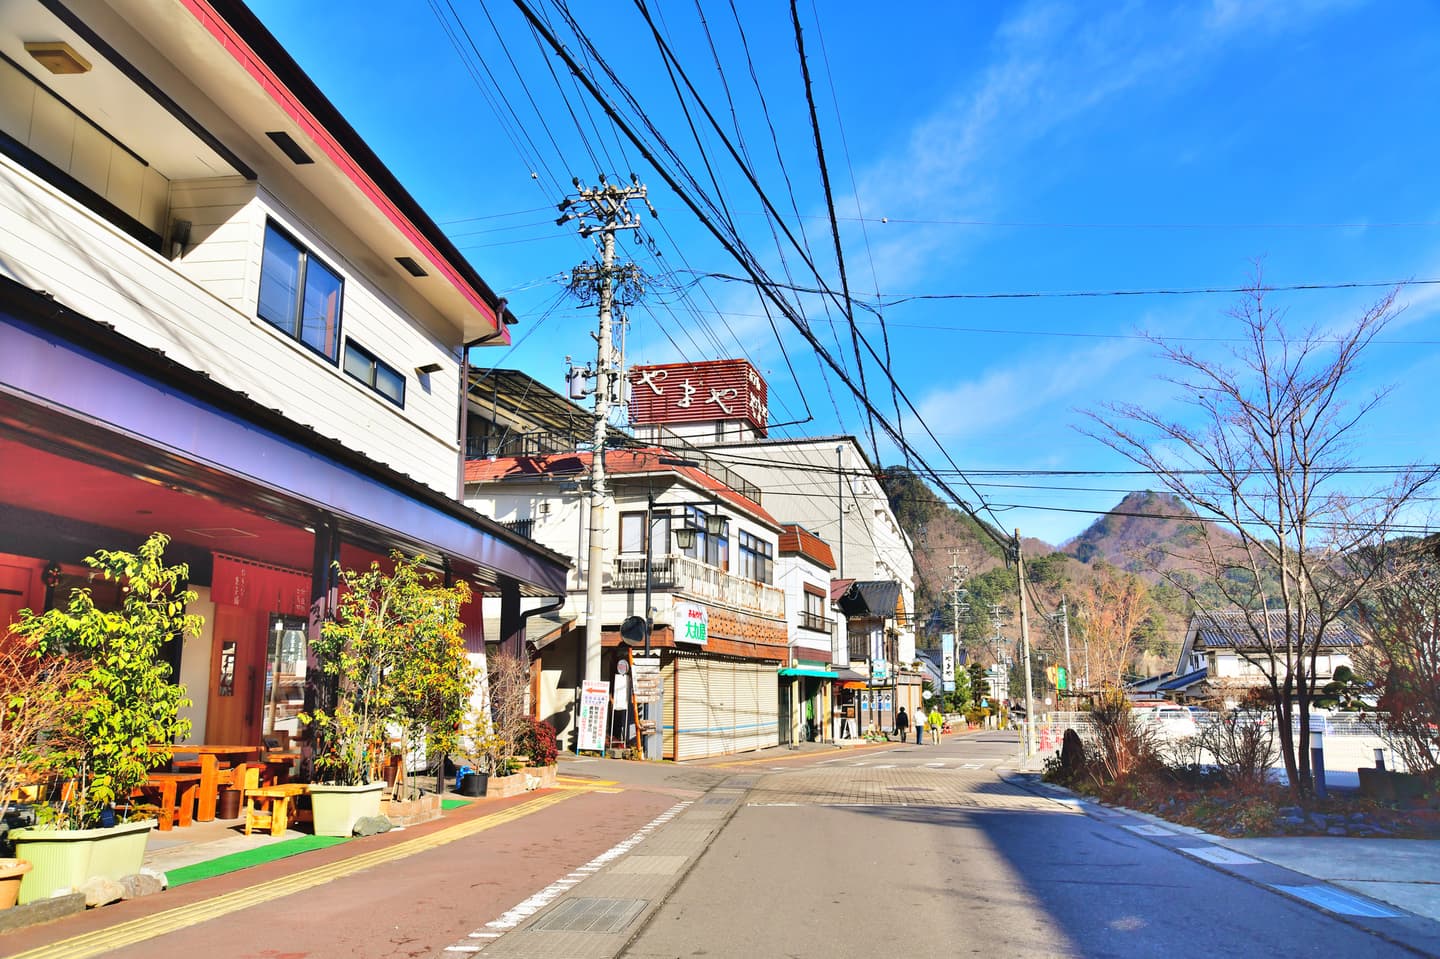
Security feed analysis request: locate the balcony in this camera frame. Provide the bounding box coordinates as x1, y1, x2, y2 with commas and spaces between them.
612, 553, 785, 619
799, 611, 834, 633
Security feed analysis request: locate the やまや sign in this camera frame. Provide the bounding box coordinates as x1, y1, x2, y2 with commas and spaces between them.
674, 601, 709, 645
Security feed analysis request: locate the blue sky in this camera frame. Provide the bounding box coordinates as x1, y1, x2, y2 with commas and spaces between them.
249, 0, 1440, 546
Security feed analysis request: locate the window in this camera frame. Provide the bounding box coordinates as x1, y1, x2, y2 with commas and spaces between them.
343, 340, 405, 406
619, 512, 646, 554
738, 531, 773, 584
801, 589, 829, 632
259, 221, 343, 361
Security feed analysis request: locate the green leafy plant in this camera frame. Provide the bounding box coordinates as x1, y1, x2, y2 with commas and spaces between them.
10, 534, 196, 829
303, 553, 470, 787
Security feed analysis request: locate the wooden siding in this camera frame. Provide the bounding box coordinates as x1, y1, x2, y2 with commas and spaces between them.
0, 55, 168, 236
1, 155, 461, 494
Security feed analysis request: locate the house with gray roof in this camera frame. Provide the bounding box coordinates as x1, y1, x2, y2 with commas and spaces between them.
1170, 609, 1367, 705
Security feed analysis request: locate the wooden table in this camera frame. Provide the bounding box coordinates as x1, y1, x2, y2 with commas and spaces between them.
261, 751, 302, 786
136, 772, 201, 831
151, 745, 261, 821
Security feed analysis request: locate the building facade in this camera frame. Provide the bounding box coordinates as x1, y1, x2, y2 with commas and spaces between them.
0, 0, 568, 750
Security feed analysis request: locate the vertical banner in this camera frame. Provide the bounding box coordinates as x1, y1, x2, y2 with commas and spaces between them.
942, 634, 956, 692
577, 680, 611, 751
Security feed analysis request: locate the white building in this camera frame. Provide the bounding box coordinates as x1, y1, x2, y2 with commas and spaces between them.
0, 0, 568, 750
465, 448, 789, 758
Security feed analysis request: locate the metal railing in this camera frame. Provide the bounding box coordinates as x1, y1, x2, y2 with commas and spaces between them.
612, 553, 785, 618
499, 518, 534, 539
799, 611, 834, 633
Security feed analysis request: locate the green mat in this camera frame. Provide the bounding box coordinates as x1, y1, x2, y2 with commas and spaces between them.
441, 798, 471, 810
167, 834, 350, 887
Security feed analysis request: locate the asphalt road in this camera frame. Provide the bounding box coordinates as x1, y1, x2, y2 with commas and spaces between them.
620, 734, 1412, 958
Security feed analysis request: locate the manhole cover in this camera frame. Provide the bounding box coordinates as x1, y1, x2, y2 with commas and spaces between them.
533, 898, 648, 933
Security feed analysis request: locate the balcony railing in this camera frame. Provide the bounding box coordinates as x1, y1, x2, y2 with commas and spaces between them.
499, 518, 534, 539
612, 554, 785, 619
799, 611, 834, 633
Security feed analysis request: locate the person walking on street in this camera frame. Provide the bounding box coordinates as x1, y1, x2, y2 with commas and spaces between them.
896, 706, 909, 743
928, 706, 943, 744
915, 707, 926, 746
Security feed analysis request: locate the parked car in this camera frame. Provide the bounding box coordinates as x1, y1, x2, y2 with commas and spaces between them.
1137, 704, 1200, 738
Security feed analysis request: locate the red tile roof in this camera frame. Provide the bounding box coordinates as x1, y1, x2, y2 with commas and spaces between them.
778, 524, 835, 570
466, 447, 779, 526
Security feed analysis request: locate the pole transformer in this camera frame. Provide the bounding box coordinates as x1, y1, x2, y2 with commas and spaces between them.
559, 175, 650, 684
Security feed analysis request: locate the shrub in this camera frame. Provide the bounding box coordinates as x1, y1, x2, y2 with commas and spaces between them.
1084, 691, 1162, 785
515, 718, 559, 766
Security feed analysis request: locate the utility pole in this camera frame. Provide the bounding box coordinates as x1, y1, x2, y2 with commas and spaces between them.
1015, 529, 1036, 759
1058, 595, 1073, 699
560, 175, 650, 683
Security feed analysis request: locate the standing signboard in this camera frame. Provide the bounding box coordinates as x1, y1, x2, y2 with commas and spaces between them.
942, 633, 956, 692
632, 656, 663, 760
577, 680, 610, 752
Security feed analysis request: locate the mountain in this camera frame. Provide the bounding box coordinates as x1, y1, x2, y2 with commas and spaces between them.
1063, 490, 1209, 573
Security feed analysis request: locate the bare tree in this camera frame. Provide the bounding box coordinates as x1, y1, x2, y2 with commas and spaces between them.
1084, 277, 1436, 797
1355, 540, 1440, 776
1073, 563, 1153, 688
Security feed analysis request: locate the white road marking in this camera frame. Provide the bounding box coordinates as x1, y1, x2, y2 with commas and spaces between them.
1273, 884, 1402, 918
440, 800, 691, 952
961, 763, 983, 769
1123, 824, 1175, 836
870, 764, 897, 769
924, 762, 946, 768
1181, 846, 1260, 866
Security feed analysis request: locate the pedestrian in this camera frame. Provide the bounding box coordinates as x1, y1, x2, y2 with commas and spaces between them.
896, 706, 909, 743
915, 706, 926, 745
929, 705, 943, 744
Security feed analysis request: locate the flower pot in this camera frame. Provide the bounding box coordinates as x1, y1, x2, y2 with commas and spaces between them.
309, 782, 385, 837
10, 819, 155, 905
0, 859, 32, 909
458, 772, 489, 797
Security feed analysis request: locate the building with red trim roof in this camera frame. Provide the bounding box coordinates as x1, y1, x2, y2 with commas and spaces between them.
0, 0, 567, 750
466, 446, 791, 759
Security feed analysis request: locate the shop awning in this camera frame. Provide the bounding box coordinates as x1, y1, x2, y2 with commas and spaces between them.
777, 666, 839, 679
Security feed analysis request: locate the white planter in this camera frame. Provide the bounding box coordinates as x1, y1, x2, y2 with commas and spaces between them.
309, 782, 384, 837
10, 819, 155, 905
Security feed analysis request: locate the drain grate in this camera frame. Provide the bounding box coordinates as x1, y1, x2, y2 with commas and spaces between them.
533, 897, 648, 933
702, 795, 736, 804
891, 786, 935, 792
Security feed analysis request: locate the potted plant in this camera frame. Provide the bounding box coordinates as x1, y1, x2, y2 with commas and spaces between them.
0, 624, 85, 909
388, 573, 473, 824
8, 534, 195, 904
303, 554, 469, 835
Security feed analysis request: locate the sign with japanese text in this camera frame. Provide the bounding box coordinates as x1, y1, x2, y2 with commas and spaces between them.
577, 680, 610, 751
628, 359, 769, 435
632, 656, 662, 704
942, 634, 956, 692
674, 601, 709, 645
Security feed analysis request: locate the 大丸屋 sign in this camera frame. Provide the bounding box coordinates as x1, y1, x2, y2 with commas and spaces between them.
674, 601, 709, 645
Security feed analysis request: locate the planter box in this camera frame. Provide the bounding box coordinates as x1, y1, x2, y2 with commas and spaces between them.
486, 765, 557, 799
385, 793, 442, 827
309, 782, 384, 837
10, 819, 155, 905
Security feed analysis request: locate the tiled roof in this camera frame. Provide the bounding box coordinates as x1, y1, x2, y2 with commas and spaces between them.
778, 525, 836, 570
465, 447, 778, 527
1158, 667, 1208, 691
1189, 610, 1367, 649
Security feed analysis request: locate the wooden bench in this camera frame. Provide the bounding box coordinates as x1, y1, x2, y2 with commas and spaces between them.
243, 783, 310, 837
136, 772, 201, 831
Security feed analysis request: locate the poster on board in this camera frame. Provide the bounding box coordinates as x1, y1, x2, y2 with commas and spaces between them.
577, 680, 611, 751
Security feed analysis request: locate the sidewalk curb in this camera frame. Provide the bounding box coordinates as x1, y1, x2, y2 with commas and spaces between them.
997, 769, 1440, 957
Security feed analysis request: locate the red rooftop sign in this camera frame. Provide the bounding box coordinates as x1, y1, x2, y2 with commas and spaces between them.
629, 359, 768, 435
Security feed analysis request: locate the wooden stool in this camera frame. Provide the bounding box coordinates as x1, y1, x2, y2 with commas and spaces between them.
243, 783, 309, 837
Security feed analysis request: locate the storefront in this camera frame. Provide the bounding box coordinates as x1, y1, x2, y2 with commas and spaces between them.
0, 300, 569, 748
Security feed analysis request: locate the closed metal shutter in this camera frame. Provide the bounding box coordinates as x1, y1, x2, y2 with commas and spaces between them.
675, 657, 781, 759
661, 656, 677, 760
675, 655, 720, 761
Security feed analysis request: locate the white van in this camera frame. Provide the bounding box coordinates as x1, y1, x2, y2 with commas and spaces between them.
1137, 704, 1200, 738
